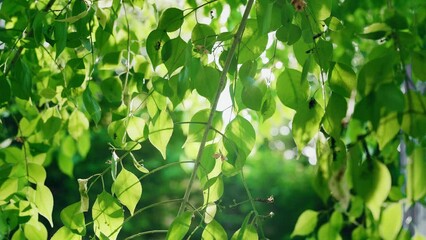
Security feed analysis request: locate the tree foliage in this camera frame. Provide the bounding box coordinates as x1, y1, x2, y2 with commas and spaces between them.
0, 0, 426, 239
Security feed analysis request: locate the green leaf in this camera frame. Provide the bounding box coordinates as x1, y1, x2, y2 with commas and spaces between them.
308, 0, 332, 20
292, 101, 324, 151
77, 130, 91, 158
379, 202, 402, 240
359, 23, 391, 39
11, 59, 31, 100
146, 29, 169, 68
132, 157, 150, 173
126, 116, 146, 142
224, 116, 256, 162
149, 110, 174, 159
101, 51, 122, 70
108, 119, 126, 147
203, 176, 224, 204
352, 226, 367, 240
24, 221, 48, 240
0, 178, 19, 201
412, 50, 426, 81
41, 116, 62, 140
401, 91, 426, 138
353, 159, 391, 219
375, 112, 400, 150
166, 211, 192, 240
56, 10, 89, 24
357, 54, 396, 96
322, 93, 347, 139
241, 81, 267, 111
314, 39, 333, 70
158, 8, 183, 32
111, 168, 142, 215
54, 19, 68, 58
35, 184, 54, 227
276, 68, 309, 110
231, 213, 258, 240
291, 209, 319, 237
329, 62, 356, 98
51, 227, 82, 240
65, 58, 86, 88
281, 2, 294, 26
68, 110, 89, 140
318, 222, 342, 240
191, 23, 216, 53
261, 91, 276, 121
60, 202, 86, 235
197, 144, 218, 186
33, 12, 45, 44
0, 76, 11, 104
326, 17, 343, 31
83, 87, 102, 124
185, 109, 222, 144
101, 77, 122, 104
407, 147, 426, 202
92, 191, 124, 240
40, 87, 57, 99
330, 211, 343, 232
194, 66, 221, 103
162, 37, 188, 74
239, 60, 257, 85
238, 19, 268, 63
58, 136, 76, 177
27, 163, 46, 184
276, 24, 300, 45
256, 0, 274, 35
202, 219, 227, 240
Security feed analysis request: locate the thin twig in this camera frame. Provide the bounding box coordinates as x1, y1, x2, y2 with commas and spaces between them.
177, 0, 255, 216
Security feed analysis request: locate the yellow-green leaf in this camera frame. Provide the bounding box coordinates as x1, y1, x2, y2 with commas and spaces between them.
276, 68, 309, 110
291, 209, 319, 237
68, 110, 89, 140
318, 222, 342, 240
24, 221, 48, 240
28, 163, 46, 184
60, 202, 86, 235
407, 147, 426, 202
202, 219, 228, 240
149, 110, 174, 159
35, 184, 54, 227
353, 160, 391, 219
126, 116, 146, 142
111, 168, 142, 215
379, 202, 402, 240
92, 191, 124, 240
292, 100, 324, 151
166, 211, 192, 240
51, 226, 82, 240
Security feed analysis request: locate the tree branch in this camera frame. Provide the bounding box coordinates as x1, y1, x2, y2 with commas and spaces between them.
177, 0, 255, 216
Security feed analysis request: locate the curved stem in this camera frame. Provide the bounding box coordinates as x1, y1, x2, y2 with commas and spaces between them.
177, 0, 255, 216
241, 170, 265, 238
125, 230, 168, 240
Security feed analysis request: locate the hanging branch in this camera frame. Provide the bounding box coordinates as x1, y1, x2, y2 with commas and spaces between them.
177, 0, 255, 216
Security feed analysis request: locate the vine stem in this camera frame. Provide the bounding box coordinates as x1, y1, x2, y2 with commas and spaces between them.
177, 0, 255, 216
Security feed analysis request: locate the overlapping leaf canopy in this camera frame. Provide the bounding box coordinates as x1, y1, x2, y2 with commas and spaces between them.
0, 0, 426, 239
